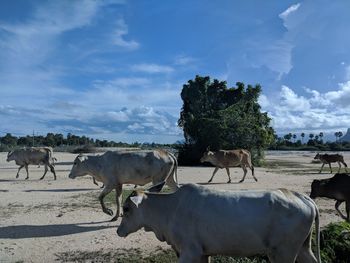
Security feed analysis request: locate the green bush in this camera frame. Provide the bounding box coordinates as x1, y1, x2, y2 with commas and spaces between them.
319, 221, 350, 263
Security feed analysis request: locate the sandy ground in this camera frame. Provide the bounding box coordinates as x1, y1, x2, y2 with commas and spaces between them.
0, 151, 349, 262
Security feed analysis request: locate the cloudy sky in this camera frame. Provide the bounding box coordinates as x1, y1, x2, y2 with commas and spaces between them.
0, 0, 349, 143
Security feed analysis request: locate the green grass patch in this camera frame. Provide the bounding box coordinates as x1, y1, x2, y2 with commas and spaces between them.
55, 248, 268, 263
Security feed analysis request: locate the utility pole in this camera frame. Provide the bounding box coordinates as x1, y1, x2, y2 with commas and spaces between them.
32, 130, 35, 147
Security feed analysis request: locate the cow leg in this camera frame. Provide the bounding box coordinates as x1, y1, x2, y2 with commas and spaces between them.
247, 163, 257, 181
335, 200, 347, 220
24, 165, 29, 180
239, 165, 248, 183
296, 232, 317, 263
268, 249, 297, 263
319, 163, 325, 173
98, 187, 114, 216
337, 161, 342, 173
111, 184, 122, 222
178, 252, 207, 263
329, 163, 332, 173
16, 165, 24, 178
93, 177, 99, 186
49, 164, 56, 180
346, 201, 350, 223
225, 168, 231, 183
39, 165, 48, 180
207, 167, 219, 183
341, 161, 348, 172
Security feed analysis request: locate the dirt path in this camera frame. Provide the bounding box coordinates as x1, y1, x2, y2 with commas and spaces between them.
0, 151, 349, 262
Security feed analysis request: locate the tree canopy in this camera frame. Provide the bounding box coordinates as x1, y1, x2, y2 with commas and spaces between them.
178, 75, 275, 165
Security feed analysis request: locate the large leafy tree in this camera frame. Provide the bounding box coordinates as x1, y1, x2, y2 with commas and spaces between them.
178, 75, 275, 165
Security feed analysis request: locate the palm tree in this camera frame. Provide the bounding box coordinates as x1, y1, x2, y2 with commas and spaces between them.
301, 133, 305, 144
292, 134, 297, 143
339, 131, 343, 139
334, 132, 339, 142
309, 133, 314, 140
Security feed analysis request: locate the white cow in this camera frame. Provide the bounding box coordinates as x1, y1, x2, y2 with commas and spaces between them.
68, 150, 178, 221
7, 147, 56, 180
117, 183, 321, 263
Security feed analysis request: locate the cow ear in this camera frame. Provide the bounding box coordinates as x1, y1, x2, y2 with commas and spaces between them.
147, 181, 166, 193
130, 195, 143, 207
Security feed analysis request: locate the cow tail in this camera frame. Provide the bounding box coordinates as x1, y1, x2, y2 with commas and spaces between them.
248, 150, 254, 176
315, 203, 321, 263
167, 152, 179, 189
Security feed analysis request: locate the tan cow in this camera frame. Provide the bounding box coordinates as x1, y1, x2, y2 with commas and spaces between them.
68, 150, 178, 221
200, 147, 256, 183
314, 153, 348, 173
118, 183, 321, 263
6, 147, 56, 180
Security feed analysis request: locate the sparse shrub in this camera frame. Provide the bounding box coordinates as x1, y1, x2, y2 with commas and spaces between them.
319, 221, 350, 263
71, 145, 97, 154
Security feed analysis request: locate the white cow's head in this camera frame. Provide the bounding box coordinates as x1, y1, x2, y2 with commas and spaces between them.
117, 182, 165, 238
200, 146, 215, 163
68, 154, 91, 179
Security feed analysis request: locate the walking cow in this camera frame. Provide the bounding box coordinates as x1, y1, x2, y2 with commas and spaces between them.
314, 153, 348, 173
118, 183, 321, 263
310, 173, 350, 222
200, 147, 256, 183
68, 150, 178, 221
6, 147, 56, 180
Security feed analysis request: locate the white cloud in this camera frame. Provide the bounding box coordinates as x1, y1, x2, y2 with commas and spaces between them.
174, 55, 195, 66
279, 3, 301, 22
113, 18, 140, 50
261, 83, 350, 133
131, 63, 174, 74
280, 85, 310, 111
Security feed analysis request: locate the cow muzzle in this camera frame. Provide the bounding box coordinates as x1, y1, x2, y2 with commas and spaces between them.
68, 173, 75, 179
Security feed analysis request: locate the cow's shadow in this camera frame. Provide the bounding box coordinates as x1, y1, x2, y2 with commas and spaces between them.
24, 188, 99, 193
0, 220, 116, 239
198, 181, 243, 185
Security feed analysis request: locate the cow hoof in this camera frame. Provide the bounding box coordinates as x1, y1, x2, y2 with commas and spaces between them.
110, 215, 119, 222
25, 177, 29, 180
16, 175, 19, 179
39, 177, 44, 180
104, 209, 113, 216
227, 180, 231, 184
239, 179, 244, 183
207, 180, 212, 183
254, 178, 258, 182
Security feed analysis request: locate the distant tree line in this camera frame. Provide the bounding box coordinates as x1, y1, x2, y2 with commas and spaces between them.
271, 131, 350, 151
0, 132, 175, 152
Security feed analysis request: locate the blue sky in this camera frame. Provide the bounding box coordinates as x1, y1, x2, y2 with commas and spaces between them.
1, 0, 350, 143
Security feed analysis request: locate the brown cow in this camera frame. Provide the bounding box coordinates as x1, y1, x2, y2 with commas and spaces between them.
200, 148, 256, 183
314, 153, 348, 173
310, 173, 350, 222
